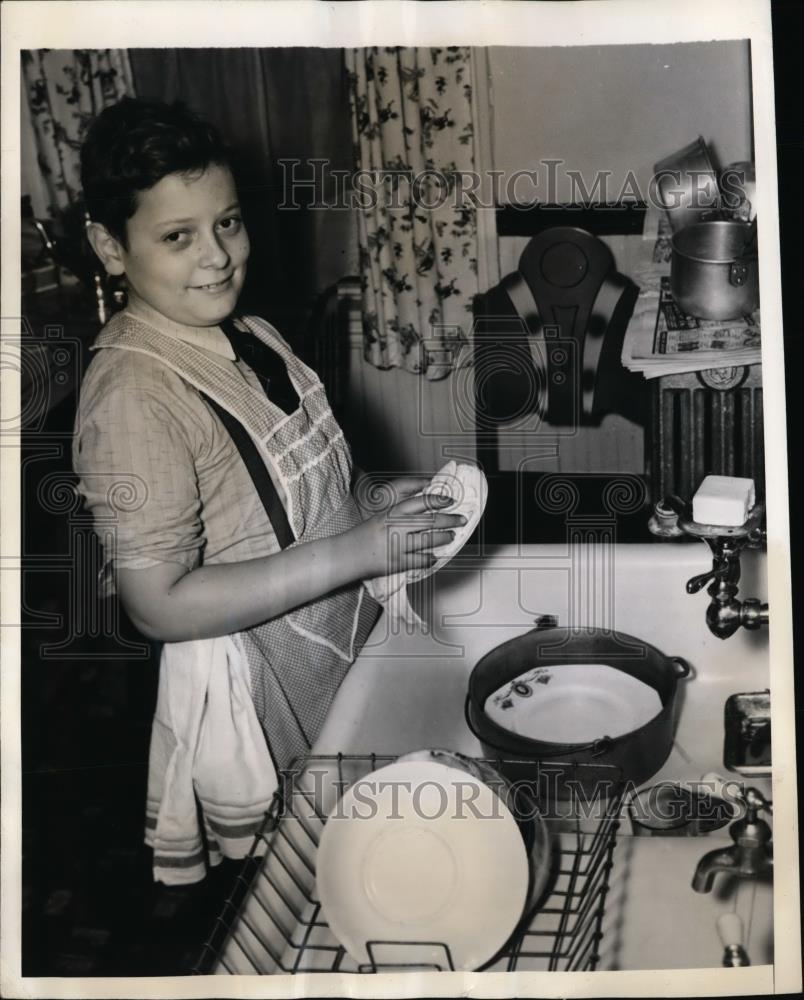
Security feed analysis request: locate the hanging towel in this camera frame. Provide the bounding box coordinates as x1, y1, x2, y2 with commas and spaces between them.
365, 460, 488, 627
145, 634, 278, 885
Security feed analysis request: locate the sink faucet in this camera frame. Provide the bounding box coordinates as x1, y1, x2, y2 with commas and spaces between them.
692, 787, 773, 893
650, 496, 768, 640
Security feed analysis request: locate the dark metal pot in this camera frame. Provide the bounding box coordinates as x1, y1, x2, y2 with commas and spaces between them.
464, 626, 691, 800
670, 220, 759, 320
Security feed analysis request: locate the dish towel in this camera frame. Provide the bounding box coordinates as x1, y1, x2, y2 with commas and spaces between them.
365, 460, 488, 627
145, 634, 278, 885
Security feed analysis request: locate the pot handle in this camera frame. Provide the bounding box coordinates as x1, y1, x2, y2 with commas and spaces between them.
671, 656, 692, 679
729, 261, 750, 286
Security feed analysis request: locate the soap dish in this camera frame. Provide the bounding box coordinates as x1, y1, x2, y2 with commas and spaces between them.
724, 690, 771, 776
679, 502, 765, 540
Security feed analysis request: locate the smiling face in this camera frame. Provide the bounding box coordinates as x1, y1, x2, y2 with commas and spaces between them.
105, 164, 250, 327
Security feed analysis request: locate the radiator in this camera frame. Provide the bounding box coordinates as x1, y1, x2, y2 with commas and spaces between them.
649, 365, 765, 503
309, 278, 361, 421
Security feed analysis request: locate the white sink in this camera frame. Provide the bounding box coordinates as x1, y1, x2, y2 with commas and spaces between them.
311, 543, 773, 971
215, 544, 777, 977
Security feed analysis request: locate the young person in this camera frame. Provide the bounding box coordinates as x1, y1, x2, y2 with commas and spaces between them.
74, 97, 465, 881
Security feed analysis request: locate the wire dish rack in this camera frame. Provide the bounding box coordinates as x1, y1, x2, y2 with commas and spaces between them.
195, 753, 625, 975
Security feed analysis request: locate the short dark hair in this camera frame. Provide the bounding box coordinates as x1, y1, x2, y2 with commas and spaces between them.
80, 97, 232, 244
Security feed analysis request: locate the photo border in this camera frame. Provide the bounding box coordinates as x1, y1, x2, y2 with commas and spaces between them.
1, 2, 798, 997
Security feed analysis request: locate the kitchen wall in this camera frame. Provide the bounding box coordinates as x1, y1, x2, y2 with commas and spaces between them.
488, 41, 753, 205
339, 296, 477, 475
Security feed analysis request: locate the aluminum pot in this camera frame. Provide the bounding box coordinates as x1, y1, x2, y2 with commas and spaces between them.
653, 135, 720, 233
464, 626, 691, 800
670, 220, 759, 320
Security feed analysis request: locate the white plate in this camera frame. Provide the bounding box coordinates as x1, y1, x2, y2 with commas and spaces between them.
316, 759, 530, 971
484, 663, 663, 744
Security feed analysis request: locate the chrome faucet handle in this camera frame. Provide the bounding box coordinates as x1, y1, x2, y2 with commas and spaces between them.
686, 565, 729, 594
741, 786, 772, 815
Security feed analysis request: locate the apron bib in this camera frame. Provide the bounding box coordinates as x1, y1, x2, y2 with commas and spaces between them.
93, 312, 379, 771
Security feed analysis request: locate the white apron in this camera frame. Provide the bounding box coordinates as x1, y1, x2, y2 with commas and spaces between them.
91, 312, 379, 882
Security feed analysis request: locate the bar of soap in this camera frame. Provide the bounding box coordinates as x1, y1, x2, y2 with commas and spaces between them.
692, 475, 755, 526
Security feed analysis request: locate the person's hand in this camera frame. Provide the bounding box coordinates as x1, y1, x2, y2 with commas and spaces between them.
347, 489, 466, 578
352, 473, 434, 520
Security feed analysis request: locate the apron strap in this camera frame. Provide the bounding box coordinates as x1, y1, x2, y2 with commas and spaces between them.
200, 392, 295, 550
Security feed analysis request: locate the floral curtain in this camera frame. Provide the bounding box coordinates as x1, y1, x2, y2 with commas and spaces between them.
345, 47, 480, 380
21, 49, 135, 218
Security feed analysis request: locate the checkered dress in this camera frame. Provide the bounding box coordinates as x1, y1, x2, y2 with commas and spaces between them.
93, 314, 379, 774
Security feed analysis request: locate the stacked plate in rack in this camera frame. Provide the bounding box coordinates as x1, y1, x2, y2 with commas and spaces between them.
315, 749, 551, 972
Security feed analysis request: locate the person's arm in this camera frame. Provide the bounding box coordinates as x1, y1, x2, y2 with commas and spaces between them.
117, 491, 463, 642
76, 374, 460, 643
